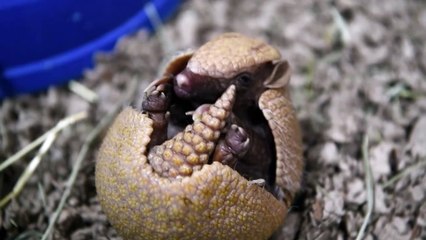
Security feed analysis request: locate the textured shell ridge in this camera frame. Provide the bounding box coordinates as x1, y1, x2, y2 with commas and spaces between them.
96, 107, 287, 239
259, 88, 304, 201
187, 32, 281, 78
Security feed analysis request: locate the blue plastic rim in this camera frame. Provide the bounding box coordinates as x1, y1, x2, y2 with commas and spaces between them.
0, 0, 181, 99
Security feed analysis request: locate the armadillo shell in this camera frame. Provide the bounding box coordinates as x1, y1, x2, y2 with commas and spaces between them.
95, 107, 287, 240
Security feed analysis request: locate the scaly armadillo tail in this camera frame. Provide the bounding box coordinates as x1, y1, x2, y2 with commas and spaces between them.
148, 85, 236, 178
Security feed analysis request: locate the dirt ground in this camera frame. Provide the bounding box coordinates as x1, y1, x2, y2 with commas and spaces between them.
1, 0, 426, 239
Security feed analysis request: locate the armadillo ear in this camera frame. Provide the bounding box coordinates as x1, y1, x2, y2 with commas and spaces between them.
263, 60, 292, 89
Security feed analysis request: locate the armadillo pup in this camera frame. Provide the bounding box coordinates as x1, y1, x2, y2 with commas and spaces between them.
95, 33, 303, 240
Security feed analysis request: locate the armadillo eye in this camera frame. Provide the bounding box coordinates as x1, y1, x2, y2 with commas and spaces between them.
236, 73, 252, 88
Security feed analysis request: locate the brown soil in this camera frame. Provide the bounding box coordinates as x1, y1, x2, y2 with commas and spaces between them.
1, 0, 425, 239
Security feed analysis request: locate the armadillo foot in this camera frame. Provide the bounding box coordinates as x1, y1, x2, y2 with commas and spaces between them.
212, 124, 250, 166
142, 82, 172, 112
142, 81, 173, 148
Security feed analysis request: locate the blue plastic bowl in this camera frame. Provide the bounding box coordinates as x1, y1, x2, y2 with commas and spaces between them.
0, 0, 181, 99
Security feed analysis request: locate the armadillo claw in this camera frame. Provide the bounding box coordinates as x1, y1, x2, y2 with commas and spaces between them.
142, 80, 172, 113
212, 124, 250, 166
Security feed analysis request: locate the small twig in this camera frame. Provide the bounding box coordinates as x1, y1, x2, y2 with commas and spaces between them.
0, 112, 88, 209
356, 135, 375, 240
0, 112, 88, 172
331, 7, 351, 45
382, 157, 426, 189
0, 130, 57, 208
144, 2, 175, 54
0, 132, 46, 172
41, 77, 139, 240
37, 182, 48, 211
14, 230, 43, 240
68, 80, 99, 103
0, 112, 9, 150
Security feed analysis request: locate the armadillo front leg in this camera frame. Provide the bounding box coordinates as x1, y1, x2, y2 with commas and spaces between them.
213, 113, 277, 194
141, 77, 173, 149
148, 85, 236, 178
212, 124, 250, 166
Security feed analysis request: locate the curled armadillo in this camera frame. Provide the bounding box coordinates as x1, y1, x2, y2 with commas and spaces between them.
95, 33, 303, 240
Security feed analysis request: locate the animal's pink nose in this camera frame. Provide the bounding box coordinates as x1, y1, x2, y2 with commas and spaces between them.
175, 73, 189, 88
174, 73, 192, 98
